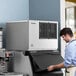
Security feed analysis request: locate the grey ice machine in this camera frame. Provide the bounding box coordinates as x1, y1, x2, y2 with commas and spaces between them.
6, 20, 63, 76
6, 20, 58, 51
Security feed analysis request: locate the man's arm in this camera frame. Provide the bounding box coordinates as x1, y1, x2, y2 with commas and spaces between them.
47, 62, 65, 71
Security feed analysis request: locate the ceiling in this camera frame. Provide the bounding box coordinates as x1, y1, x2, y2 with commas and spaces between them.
66, 0, 76, 3
65, 1, 76, 8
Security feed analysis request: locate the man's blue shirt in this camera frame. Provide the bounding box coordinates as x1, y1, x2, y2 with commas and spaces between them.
64, 40, 76, 67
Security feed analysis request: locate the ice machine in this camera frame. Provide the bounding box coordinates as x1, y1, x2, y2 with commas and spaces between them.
6, 20, 63, 76
6, 20, 58, 51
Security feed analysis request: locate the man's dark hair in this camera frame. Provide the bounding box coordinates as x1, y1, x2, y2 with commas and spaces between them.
60, 28, 73, 37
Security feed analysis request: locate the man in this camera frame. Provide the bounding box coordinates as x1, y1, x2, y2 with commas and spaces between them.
47, 28, 76, 76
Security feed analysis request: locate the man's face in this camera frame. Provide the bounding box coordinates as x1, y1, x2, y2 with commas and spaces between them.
61, 34, 71, 43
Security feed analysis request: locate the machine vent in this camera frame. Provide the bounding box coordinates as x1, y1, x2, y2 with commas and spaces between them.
39, 22, 57, 39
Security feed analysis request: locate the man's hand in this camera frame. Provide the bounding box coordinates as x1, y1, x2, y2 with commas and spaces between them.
47, 62, 64, 71
47, 65, 55, 71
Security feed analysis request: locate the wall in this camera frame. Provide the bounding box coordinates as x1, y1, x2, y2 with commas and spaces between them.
60, 0, 65, 76
29, 0, 60, 22
0, 0, 29, 23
